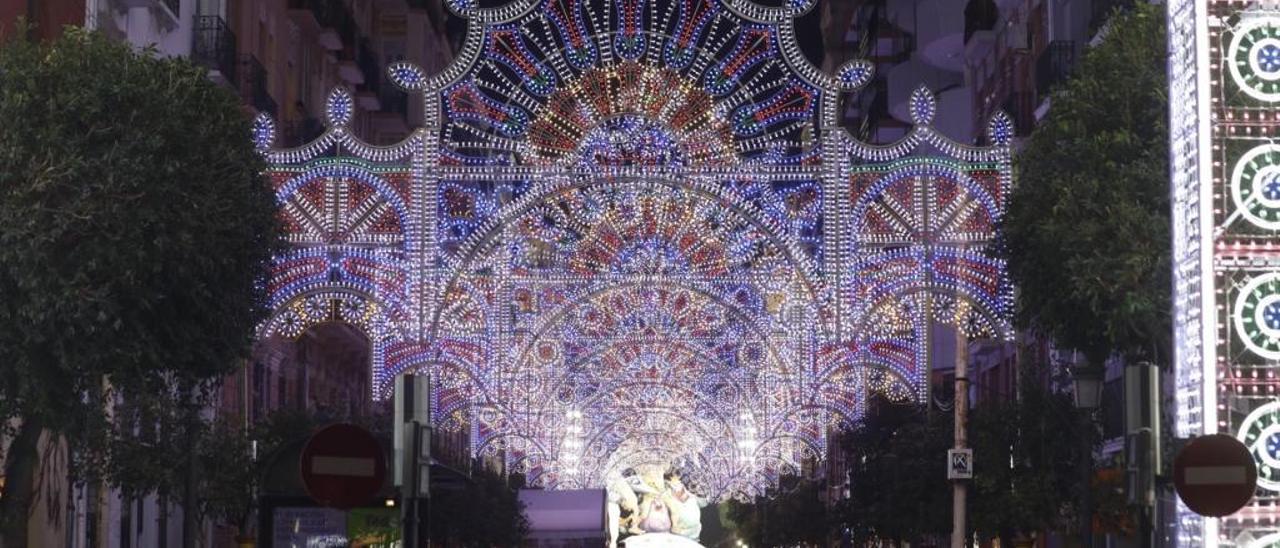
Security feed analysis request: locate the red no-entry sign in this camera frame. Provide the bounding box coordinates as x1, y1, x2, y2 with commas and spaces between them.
1173, 433, 1258, 517
299, 423, 387, 510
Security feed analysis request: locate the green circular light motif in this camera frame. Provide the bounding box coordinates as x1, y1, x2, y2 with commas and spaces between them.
1233, 273, 1280, 360
1230, 144, 1280, 230
1237, 401, 1280, 492
1229, 23, 1280, 102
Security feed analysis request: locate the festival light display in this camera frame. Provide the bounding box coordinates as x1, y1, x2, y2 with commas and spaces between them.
1169, 2, 1280, 545
253, 0, 1010, 500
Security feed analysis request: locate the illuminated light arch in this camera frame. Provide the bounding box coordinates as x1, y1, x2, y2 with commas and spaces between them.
848, 253, 1011, 338
436, 176, 826, 292
566, 398, 745, 484
379, 339, 491, 427
506, 282, 802, 372
259, 288, 394, 340
253, 0, 1012, 499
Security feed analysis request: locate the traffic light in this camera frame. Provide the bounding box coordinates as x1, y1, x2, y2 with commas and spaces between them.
1126, 428, 1154, 506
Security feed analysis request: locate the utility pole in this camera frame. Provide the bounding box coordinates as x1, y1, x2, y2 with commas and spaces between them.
397, 373, 431, 547
951, 327, 969, 548
1126, 363, 1160, 548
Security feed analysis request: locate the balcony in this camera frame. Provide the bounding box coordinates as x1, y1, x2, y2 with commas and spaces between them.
1090, 0, 1136, 35
1036, 40, 1075, 100
238, 54, 277, 117
354, 40, 381, 105
288, 0, 358, 51
379, 89, 408, 118
192, 15, 237, 88
1000, 91, 1035, 137
280, 116, 325, 147
114, 0, 180, 28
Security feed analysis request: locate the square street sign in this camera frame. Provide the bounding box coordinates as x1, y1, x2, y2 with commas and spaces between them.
948, 448, 973, 480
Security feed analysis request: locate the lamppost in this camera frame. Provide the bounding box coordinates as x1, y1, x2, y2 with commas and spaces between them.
1070, 364, 1103, 548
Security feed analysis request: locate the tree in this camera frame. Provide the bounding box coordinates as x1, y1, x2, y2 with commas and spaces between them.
1002, 4, 1170, 366
196, 408, 331, 540
727, 476, 830, 547
428, 466, 530, 547
967, 360, 1087, 544
834, 364, 1088, 545
0, 27, 278, 546
833, 399, 952, 545
195, 417, 257, 538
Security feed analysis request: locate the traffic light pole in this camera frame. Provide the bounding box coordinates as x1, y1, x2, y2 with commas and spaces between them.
404, 422, 421, 548
952, 330, 969, 548
396, 374, 431, 547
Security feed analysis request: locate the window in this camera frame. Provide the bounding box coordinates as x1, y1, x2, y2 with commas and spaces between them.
277, 372, 287, 409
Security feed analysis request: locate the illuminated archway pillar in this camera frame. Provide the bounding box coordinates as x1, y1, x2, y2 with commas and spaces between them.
1168, 2, 1280, 545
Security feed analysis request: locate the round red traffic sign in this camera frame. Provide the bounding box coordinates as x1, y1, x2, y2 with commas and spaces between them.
1173, 433, 1258, 517
299, 423, 387, 510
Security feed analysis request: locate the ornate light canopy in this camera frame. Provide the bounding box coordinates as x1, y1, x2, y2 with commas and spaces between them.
253, 0, 1011, 500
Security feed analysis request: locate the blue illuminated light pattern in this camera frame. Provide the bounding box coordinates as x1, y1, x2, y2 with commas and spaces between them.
731, 83, 817, 137
445, 82, 529, 138
1230, 144, 1280, 229
1258, 43, 1280, 73
704, 25, 775, 96
487, 26, 557, 96
1229, 21, 1280, 101
252, 113, 275, 150
615, 0, 646, 60
575, 116, 686, 167
1263, 172, 1280, 201
664, 0, 717, 70
836, 60, 874, 90
546, 0, 597, 70
325, 87, 353, 127
388, 61, 426, 90
908, 85, 936, 125
1238, 401, 1280, 492
253, 0, 1012, 502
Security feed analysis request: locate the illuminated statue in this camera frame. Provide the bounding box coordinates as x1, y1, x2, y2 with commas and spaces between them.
605, 466, 707, 547
606, 475, 639, 548
632, 467, 673, 533
664, 471, 706, 540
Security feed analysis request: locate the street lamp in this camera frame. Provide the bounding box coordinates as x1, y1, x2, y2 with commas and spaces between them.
1070, 364, 1104, 548
1070, 365, 1104, 411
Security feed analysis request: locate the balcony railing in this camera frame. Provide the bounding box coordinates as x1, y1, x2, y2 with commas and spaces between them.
357, 39, 380, 94
238, 54, 277, 117
1035, 40, 1075, 100
280, 116, 324, 147
380, 87, 408, 118
290, 0, 358, 50
1001, 91, 1036, 137
1090, 0, 1136, 34
192, 15, 237, 85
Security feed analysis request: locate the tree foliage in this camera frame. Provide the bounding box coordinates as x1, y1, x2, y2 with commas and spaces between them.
428, 466, 530, 547
726, 476, 830, 547
833, 399, 952, 545
0, 27, 278, 544
196, 416, 258, 534
1003, 4, 1170, 365
966, 362, 1089, 543
834, 359, 1090, 544
198, 405, 380, 536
